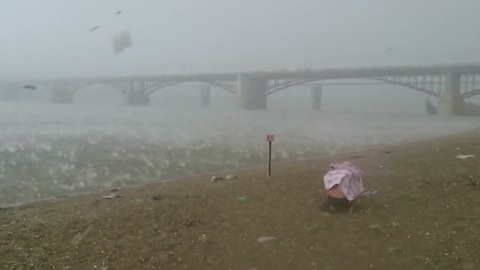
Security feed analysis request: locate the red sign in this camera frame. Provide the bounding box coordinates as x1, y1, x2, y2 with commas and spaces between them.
266, 134, 275, 142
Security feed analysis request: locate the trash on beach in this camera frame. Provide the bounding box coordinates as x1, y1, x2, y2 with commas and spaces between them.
456, 154, 476, 159
151, 194, 163, 201
386, 246, 404, 255
384, 150, 393, 154
379, 165, 384, 168
257, 236, 276, 243
71, 225, 93, 246
225, 174, 237, 180
102, 191, 121, 199
467, 176, 480, 186
102, 192, 120, 199
236, 196, 247, 203
198, 234, 208, 243
363, 190, 378, 198
305, 225, 323, 232
211, 174, 237, 182
390, 221, 400, 228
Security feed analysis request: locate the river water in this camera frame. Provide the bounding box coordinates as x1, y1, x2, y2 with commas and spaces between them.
0, 101, 477, 205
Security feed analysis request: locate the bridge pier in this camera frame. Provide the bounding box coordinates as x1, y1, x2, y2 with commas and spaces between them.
50, 83, 75, 104
311, 85, 323, 111
200, 85, 211, 108
236, 73, 267, 110
125, 82, 150, 106
437, 73, 463, 116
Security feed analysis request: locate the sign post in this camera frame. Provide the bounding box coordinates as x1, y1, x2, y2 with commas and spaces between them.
266, 134, 274, 177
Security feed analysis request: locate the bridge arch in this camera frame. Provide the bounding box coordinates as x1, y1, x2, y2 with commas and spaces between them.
145, 80, 236, 96
462, 89, 480, 99
73, 82, 126, 105
266, 77, 441, 98
64, 81, 129, 94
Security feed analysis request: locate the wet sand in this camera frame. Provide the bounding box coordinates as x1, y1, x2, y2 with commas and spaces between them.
1, 129, 480, 269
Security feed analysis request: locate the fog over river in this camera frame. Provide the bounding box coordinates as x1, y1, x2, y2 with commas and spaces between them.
0, 98, 477, 205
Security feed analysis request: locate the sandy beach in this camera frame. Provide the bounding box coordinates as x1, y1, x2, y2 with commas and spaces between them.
1, 129, 480, 270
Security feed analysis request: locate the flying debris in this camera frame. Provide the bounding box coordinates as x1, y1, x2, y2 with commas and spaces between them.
112, 31, 132, 54
89, 25, 100, 32
116, 10, 122, 15
22, 84, 37, 90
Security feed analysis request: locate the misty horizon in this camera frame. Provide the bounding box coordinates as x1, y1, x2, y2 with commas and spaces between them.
1, 0, 480, 79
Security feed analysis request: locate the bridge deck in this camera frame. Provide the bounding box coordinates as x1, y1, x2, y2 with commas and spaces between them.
23, 63, 480, 84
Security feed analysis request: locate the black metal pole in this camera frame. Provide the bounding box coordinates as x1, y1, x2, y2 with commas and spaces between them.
268, 141, 272, 177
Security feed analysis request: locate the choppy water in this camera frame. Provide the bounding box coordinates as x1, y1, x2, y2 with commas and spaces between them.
0, 102, 477, 205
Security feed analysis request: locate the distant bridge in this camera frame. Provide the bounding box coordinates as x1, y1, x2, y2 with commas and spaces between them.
4, 63, 480, 115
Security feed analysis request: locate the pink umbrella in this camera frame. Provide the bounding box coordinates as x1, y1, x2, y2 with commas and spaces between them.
323, 161, 365, 201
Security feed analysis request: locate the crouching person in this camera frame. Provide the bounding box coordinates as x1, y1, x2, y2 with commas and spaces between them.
321, 161, 365, 214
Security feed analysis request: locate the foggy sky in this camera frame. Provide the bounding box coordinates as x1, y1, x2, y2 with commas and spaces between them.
1, 0, 479, 79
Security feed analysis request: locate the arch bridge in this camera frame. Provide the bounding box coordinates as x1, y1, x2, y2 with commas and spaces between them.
24, 64, 480, 115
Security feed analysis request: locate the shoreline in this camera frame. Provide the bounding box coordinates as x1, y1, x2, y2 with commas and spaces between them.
2, 127, 478, 209
1, 128, 480, 269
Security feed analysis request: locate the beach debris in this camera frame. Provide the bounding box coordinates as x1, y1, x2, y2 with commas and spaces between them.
211, 174, 237, 182
384, 150, 393, 154
198, 234, 208, 243
236, 196, 247, 203
257, 236, 276, 243
305, 225, 323, 232
456, 154, 476, 159
180, 216, 203, 228
390, 221, 400, 228
386, 246, 404, 255
467, 176, 480, 186
379, 165, 384, 168
225, 174, 237, 180
102, 193, 120, 199
102, 190, 121, 199
363, 190, 378, 198
71, 225, 93, 246
151, 194, 163, 201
